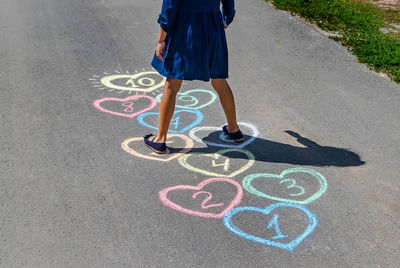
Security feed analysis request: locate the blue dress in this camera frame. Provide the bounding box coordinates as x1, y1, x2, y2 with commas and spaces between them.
151, 0, 236, 82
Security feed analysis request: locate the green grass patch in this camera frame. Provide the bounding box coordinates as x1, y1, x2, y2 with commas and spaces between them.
269, 0, 400, 82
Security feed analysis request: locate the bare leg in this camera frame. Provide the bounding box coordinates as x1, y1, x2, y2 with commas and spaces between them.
211, 78, 239, 132
153, 78, 182, 143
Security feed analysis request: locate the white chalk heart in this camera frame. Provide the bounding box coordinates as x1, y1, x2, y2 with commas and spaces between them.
189, 122, 259, 148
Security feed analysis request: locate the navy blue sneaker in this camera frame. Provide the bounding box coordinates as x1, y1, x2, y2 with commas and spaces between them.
222, 125, 244, 142
143, 133, 167, 154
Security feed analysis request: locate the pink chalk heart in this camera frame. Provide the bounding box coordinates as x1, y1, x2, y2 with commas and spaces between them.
159, 178, 243, 218
93, 95, 157, 118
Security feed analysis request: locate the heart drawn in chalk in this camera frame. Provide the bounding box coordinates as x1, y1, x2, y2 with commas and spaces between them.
242, 168, 328, 204
93, 95, 157, 118
223, 203, 318, 251
121, 134, 194, 162
178, 149, 255, 178
189, 122, 259, 148
159, 178, 243, 218
137, 109, 204, 133
156, 89, 218, 110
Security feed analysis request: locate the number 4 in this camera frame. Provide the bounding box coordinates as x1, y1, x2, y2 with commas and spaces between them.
170, 116, 182, 129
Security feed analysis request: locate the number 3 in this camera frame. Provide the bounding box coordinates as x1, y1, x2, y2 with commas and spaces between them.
279, 179, 305, 196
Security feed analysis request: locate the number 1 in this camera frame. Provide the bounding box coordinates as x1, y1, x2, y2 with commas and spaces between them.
267, 214, 288, 240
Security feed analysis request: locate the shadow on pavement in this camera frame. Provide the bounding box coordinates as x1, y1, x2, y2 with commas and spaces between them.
183, 130, 366, 167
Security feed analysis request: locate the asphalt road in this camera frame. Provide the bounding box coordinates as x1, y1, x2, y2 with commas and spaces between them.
1, 0, 400, 267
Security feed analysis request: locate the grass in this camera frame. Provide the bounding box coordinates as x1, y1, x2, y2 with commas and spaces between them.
268, 0, 400, 82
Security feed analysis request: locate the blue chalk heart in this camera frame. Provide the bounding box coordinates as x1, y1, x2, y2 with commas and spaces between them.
223, 203, 318, 251
137, 109, 204, 134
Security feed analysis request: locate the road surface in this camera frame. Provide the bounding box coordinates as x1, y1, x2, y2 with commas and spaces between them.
1, 0, 399, 267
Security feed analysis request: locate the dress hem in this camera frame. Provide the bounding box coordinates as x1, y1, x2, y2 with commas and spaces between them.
152, 62, 228, 82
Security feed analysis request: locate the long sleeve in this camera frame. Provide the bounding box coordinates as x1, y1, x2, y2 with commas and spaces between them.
157, 0, 181, 33
221, 0, 235, 25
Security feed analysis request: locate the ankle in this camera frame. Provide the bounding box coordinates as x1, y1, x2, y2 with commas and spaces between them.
227, 124, 240, 133
154, 135, 167, 143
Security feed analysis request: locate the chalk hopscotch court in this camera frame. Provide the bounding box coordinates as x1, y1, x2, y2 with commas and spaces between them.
87, 68, 355, 252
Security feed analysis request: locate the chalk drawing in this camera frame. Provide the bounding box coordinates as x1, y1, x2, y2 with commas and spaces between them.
267, 214, 288, 239
137, 109, 204, 134
170, 116, 182, 130
156, 89, 218, 110
192, 191, 225, 209
92, 67, 327, 251
159, 177, 243, 218
223, 202, 318, 251
279, 179, 305, 197
212, 158, 230, 172
122, 102, 134, 113
121, 134, 194, 162
242, 168, 327, 204
189, 122, 260, 148
178, 149, 255, 178
93, 95, 157, 118
90, 70, 166, 93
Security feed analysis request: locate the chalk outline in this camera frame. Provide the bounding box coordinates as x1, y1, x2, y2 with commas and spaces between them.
242, 168, 327, 204
122, 101, 135, 113
192, 191, 225, 209
100, 71, 166, 92
189, 122, 260, 148
279, 179, 305, 197
178, 149, 255, 178
137, 109, 204, 133
267, 214, 288, 239
223, 202, 318, 251
156, 89, 218, 110
121, 134, 194, 162
212, 158, 230, 172
93, 95, 157, 118
94, 70, 325, 249
159, 177, 243, 218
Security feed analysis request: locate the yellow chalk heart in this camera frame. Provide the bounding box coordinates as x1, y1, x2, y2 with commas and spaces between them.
178, 149, 255, 178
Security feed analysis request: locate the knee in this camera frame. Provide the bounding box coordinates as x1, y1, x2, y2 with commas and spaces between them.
211, 78, 227, 87
165, 78, 182, 94
211, 78, 230, 93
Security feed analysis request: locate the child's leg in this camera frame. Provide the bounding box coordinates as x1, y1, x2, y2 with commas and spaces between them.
211, 78, 239, 132
154, 78, 182, 143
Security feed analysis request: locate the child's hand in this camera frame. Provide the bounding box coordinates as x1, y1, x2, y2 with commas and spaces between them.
156, 41, 166, 61
224, 24, 229, 29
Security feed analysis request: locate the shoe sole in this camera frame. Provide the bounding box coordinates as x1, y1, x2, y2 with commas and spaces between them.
145, 143, 169, 154
223, 134, 244, 143
233, 137, 244, 143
